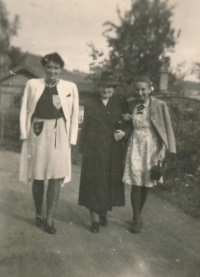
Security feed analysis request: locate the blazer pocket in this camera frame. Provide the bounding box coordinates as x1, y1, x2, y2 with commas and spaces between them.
66, 94, 71, 97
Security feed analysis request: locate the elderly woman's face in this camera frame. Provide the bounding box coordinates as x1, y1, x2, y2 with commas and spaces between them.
44, 61, 62, 82
133, 82, 151, 103
99, 86, 114, 100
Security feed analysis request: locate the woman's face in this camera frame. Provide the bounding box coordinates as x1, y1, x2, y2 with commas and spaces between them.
44, 61, 62, 82
133, 82, 151, 103
99, 86, 114, 100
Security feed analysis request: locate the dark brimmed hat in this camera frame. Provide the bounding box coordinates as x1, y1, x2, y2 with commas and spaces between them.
96, 70, 119, 86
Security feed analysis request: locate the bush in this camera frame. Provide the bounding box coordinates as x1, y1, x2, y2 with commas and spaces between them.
154, 97, 200, 218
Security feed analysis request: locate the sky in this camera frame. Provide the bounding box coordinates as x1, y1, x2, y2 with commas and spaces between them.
5, 0, 200, 81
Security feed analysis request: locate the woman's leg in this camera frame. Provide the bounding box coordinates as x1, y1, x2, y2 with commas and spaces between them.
90, 211, 99, 222
130, 185, 142, 233
46, 178, 63, 226
131, 185, 141, 224
90, 211, 99, 233
32, 179, 44, 218
99, 212, 108, 227
131, 185, 150, 233
140, 186, 149, 213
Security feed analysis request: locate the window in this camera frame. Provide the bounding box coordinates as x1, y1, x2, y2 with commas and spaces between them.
79, 105, 84, 124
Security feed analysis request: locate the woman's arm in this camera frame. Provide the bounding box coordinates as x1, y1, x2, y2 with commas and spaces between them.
79, 103, 90, 154
122, 113, 133, 121
69, 84, 79, 145
114, 98, 133, 141
120, 98, 133, 140
163, 102, 176, 154
20, 81, 31, 140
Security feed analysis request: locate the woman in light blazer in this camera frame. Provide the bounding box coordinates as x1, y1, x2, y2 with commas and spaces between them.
20, 53, 79, 234
122, 76, 176, 234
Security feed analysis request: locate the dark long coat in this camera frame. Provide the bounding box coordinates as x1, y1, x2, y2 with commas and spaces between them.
78, 94, 131, 213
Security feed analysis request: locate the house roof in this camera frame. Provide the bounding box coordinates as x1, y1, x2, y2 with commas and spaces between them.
0, 52, 95, 92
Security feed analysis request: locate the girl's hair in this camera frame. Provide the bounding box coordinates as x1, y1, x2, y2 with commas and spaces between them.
132, 76, 151, 88
41, 52, 65, 68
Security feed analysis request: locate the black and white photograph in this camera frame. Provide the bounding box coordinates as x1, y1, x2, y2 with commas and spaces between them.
0, 0, 200, 276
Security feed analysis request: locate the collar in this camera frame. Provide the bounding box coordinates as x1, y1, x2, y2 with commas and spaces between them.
102, 98, 109, 106
136, 99, 150, 108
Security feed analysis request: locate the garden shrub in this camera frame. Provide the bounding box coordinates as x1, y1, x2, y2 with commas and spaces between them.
154, 97, 200, 218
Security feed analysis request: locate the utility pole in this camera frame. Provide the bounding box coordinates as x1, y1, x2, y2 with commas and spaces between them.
159, 57, 170, 93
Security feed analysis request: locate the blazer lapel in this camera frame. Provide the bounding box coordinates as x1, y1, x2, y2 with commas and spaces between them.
96, 96, 115, 132
150, 96, 158, 120
128, 99, 137, 114
57, 80, 70, 121
128, 97, 158, 119
32, 79, 45, 112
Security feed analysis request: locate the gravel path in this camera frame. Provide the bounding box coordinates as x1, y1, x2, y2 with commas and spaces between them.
0, 150, 200, 277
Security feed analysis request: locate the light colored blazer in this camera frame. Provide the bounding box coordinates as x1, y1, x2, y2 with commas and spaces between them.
20, 78, 79, 144
19, 78, 79, 183
128, 96, 176, 153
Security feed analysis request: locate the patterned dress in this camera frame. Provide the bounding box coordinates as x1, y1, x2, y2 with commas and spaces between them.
122, 102, 165, 187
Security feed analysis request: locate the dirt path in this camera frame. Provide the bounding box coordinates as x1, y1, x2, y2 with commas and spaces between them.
0, 150, 200, 277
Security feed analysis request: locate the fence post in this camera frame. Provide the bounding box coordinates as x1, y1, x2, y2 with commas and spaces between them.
0, 111, 5, 142
159, 57, 169, 93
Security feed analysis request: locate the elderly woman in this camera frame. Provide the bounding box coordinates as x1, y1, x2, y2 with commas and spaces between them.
122, 76, 176, 233
78, 71, 131, 233
19, 53, 79, 234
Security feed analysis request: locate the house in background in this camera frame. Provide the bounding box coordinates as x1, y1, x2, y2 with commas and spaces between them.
1, 53, 199, 141
182, 80, 200, 100
0, 53, 96, 140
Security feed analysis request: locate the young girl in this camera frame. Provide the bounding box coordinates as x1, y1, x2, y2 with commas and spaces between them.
122, 76, 176, 233
20, 53, 79, 234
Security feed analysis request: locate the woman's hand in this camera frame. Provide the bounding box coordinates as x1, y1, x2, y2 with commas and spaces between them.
114, 130, 125, 141
122, 113, 132, 121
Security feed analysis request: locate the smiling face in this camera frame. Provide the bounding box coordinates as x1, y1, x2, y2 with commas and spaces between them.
133, 81, 151, 103
99, 85, 115, 100
44, 61, 62, 83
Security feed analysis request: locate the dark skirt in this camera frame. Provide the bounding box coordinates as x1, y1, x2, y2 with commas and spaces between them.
78, 136, 125, 213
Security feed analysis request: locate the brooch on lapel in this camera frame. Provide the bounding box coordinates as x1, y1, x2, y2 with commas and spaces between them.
66, 94, 71, 97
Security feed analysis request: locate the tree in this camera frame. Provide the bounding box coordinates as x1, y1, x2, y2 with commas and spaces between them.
89, 0, 180, 91
0, 0, 21, 72
0, 0, 19, 53
168, 62, 191, 95
192, 62, 200, 81
87, 42, 109, 81
8, 46, 26, 67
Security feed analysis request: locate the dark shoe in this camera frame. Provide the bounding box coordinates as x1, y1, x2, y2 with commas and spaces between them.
132, 217, 143, 228
45, 220, 56, 235
99, 214, 108, 227
139, 218, 143, 228
90, 222, 99, 233
130, 222, 140, 234
35, 215, 45, 228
